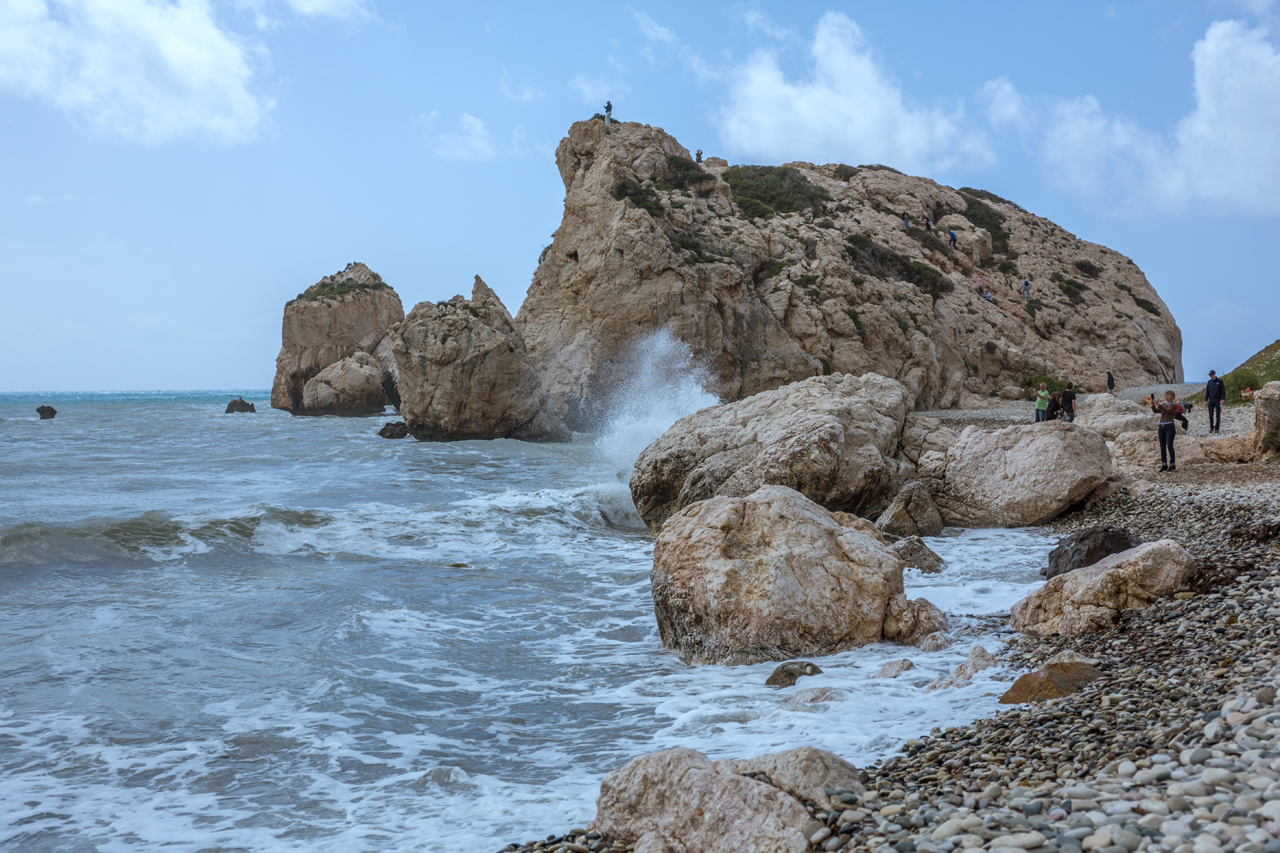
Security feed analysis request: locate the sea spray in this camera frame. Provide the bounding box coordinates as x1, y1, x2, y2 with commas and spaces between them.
593, 330, 719, 481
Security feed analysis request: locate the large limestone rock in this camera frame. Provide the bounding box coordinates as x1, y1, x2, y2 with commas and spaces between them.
389, 277, 570, 442
650, 485, 944, 665
301, 351, 387, 416
1010, 539, 1198, 636
1108, 429, 1254, 475
631, 373, 912, 534
271, 263, 404, 415
925, 422, 1112, 527
875, 481, 944, 538
517, 121, 1183, 426
1255, 382, 1280, 458
591, 746, 862, 853
1043, 525, 1141, 580
1074, 393, 1156, 440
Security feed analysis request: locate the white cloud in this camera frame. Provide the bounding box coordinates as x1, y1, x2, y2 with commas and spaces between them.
742, 10, 792, 40
980, 77, 1029, 133
1042, 19, 1280, 214
631, 9, 717, 83
715, 12, 993, 173
0, 0, 270, 144
421, 112, 543, 160
283, 0, 370, 19
500, 71, 544, 103
569, 75, 625, 108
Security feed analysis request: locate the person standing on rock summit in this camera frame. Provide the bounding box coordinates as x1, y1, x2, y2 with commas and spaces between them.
695, 149, 702, 163
1206, 370, 1226, 433
604, 100, 612, 125
1034, 382, 1050, 423
1153, 390, 1180, 472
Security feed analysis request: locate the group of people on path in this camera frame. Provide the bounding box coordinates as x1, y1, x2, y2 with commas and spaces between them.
1033, 382, 1078, 423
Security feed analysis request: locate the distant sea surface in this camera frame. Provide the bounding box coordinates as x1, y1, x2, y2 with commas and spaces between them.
0, 378, 1053, 852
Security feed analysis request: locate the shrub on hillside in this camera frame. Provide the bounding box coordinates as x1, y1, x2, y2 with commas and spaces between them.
722, 166, 832, 220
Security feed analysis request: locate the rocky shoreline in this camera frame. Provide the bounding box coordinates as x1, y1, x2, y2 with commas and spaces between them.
496, 418, 1279, 853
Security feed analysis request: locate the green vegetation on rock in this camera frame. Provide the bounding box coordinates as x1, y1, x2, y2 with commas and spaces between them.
612, 178, 663, 216
845, 234, 953, 300
662, 155, 716, 192
957, 191, 1011, 256
722, 166, 831, 220
292, 278, 389, 304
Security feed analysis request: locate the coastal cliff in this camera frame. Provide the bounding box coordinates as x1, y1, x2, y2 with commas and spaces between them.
270, 262, 404, 416
517, 120, 1183, 429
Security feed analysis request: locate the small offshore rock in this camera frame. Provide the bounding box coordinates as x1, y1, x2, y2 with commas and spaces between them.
378, 421, 410, 439
874, 659, 916, 679
224, 396, 256, 414
766, 661, 823, 688
36, 405, 57, 419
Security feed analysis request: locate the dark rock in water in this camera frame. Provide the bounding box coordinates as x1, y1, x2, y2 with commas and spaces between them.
378, 421, 410, 439
765, 661, 822, 688
36, 405, 57, 420
224, 396, 256, 414
1043, 524, 1140, 579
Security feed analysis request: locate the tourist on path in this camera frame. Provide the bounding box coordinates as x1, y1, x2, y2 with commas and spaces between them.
1061, 382, 1077, 422
948, 229, 958, 249
1107, 371, 1115, 395
1206, 370, 1226, 433
1034, 383, 1049, 422
1152, 390, 1180, 471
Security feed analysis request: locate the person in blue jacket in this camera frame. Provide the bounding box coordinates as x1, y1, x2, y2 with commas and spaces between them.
1205, 370, 1226, 433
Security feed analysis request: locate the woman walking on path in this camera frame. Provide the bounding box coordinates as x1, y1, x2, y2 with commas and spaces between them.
1034, 383, 1050, 422
1152, 390, 1180, 472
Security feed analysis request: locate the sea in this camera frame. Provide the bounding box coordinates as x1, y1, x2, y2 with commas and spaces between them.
0, 339, 1056, 852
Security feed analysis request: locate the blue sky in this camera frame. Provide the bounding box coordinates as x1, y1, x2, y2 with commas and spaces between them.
3, 0, 1278, 392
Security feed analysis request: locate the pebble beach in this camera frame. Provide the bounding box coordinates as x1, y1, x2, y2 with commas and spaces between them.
498, 397, 1279, 853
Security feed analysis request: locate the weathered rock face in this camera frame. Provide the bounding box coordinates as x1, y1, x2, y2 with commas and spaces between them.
517, 120, 1183, 427
998, 660, 1103, 704
591, 746, 862, 853
875, 481, 944, 538
271, 263, 404, 415
301, 351, 387, 416
1010, 539, 1198, 637
631, 373, 912, 534
36, 405, 56, 420
389, 277, 570, 442
1108, 429, 1254, 474
1256, 382, 1280, 458
1074, 393, 1155, 440
924, 422, 1112, 527
651, 486, 944, 665
224, 396, 256, 414
1043, 525, 1141, 580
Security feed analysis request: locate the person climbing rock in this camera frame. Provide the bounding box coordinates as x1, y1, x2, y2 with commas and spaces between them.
948, 229, 958, 249
1152, 390, 1180, 472
1205, 369, 1226, 433
1020, 279, 1032, 297
902, 212, 910, 231
604, 100, 612, 125
924, 217, 932, 233
695, 149, 702, 163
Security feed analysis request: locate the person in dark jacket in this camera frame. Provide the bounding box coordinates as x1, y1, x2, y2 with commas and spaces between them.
1045, 391, 1063, 422
1106, 371, 1115, 395
1060, 382, 1077, 422
1152, 390, 1180, 471
1206, 370, 1226, 433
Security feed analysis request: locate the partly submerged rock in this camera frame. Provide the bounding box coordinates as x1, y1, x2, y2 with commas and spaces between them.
651, 485, 944, 665
927, 645, 996, 691
377, 421, 409, 439
390, 276, 570, 442
875, 481, 944, 538
1044, 525, 1140, 580
873, 658, 916, 679
765, 661, 823, 688
1011, 539, 1198, 637
890, 535, 944, 574
224, 396, 256, 414
36, 405, 57, 420
631, 373, 912, 534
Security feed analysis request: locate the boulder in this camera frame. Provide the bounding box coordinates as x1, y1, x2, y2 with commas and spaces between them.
889, 535, 944, 573
36, 405, 56, 420
1073, 393, 1156, 440
271, 262, 403, 415
1108, 430, 1253, 474
925, 422, 1112, 527
650, 485, 944, 665
765, 661, 823, 688
390, 276, 570, 442
377, 421, 409, 439
874, 659, 916, 679
926, 645, 996, 691
998, 661, 1103, 704
590, 747, 810, 853
897, 415, 960, 465
631, 373, 912, 534
718, 746, 865, 807
1043, 525, 1140, 580
875, 481, 944, 538
918, 631, 955, 652
882, 594, 947, 645
1255, 381, 1280, 458
224, 396, 256, 414
301, 352, 387, 416
1010, 539, 1198, 637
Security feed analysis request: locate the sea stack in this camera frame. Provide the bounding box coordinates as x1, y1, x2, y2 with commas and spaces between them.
270, 262, 404, 416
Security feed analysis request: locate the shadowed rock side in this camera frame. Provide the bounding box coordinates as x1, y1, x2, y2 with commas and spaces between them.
389, 276, 570, 442
270, 262, 404, 416
517, 120, 1183, 428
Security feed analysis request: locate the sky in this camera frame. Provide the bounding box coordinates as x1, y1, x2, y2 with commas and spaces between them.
3, 0, 1279, 392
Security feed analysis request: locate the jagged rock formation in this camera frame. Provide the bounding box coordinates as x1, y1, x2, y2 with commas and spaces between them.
224, 396, 256, 414
517, 120, 1183, 428
389, 276, 570, 442
270, 263, 403, 416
